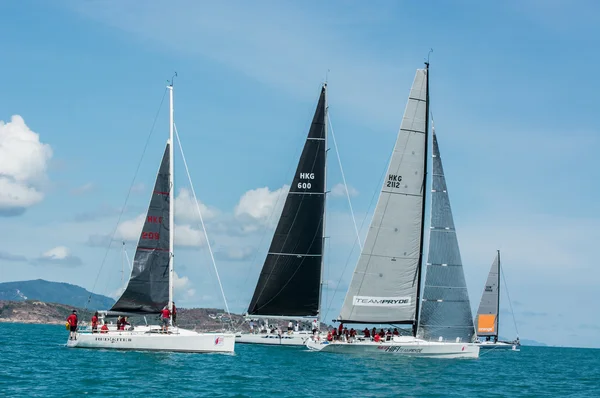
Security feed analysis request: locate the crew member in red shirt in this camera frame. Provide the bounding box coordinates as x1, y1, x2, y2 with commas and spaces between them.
91, 312, 99, 333
100, 324, 109, 333
161, 306, 171, 333
67, 310, 78, 340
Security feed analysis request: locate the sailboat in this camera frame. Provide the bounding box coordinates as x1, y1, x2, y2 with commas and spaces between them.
475, 250, 520, 350
306, 63, 480, 358
67, 81, 235, 353
235, 84, 327, 346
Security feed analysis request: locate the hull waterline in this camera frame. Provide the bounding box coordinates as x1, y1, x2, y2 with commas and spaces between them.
306, 336, 479, 359
235, 331, 317, 346
67, 326, 235, 353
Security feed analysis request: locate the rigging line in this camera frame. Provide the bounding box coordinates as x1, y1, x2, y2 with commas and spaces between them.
322, 147, 393, 322
174, 123, 231, 317
501, 265, 519, 337
328, 113, 362, 252
87, 88, 168, 309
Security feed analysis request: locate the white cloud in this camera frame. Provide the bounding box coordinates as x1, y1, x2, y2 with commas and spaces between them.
70, 182, 94, 195
330, 183, 359, 198
216, 246, 255, 262
173, 271, 196, 298
0, 115, 53, 215
174, 188, 218, 223
234, 185, 289, 231
33, 246, 83, 267
114, 214, 207, 247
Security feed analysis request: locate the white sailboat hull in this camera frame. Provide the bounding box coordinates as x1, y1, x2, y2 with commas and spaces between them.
305, 336, 479, 359
477, 340, 520, 350
67, 326, 235, 353
235, 331, 317, 346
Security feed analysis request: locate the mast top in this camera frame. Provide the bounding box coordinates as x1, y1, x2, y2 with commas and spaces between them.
167, 71, 178, 88
425, 48, 433, 68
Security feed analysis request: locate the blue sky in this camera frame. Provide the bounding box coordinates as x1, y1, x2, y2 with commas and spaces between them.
1, 0, 599, 347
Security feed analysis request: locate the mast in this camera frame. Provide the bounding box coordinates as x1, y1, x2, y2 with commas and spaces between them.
318, 83, 328, 324
168, 81, 174, 314
413, 61, 429, 337
496, 249, 501, 340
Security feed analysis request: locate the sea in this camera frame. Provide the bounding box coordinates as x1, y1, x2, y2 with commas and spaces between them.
1, 323, 598, 397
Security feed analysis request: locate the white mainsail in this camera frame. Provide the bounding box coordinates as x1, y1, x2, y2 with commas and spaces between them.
338, 68, 428, 324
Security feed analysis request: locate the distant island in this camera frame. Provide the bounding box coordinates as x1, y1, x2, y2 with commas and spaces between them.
0, 279, 549, 346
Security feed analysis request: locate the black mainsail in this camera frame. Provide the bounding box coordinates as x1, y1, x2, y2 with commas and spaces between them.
110, 144, 171, 314
247, 85, 327, 318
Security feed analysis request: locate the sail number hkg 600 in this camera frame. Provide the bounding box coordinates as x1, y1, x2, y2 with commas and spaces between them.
298, 172, 314, 189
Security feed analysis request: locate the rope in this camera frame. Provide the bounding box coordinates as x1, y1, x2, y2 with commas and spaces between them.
174, 123, 231, 317
501, 266, 520, 337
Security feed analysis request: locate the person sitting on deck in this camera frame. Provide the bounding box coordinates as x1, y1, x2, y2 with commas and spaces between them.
393, 328, 399, 336
371, 327, 377, 338
294, 322, 299, 332
379, 329, 385, 338
363, 328, 370, 338
288, 321, 293, 334
161, 306, 171, 333
331, 328, 338, 341
100, 323, 109, 333
327, 331, 333, 342
118, 316, 130, 331
91, 312, 99, 333
385, 329, 392, 341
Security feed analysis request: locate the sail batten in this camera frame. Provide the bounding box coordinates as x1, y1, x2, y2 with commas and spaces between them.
247, 85, 327, 318
476, 251, 500, 337
110, 144, 171, 315
338, 68, 428, 325
417, 133, 476, 342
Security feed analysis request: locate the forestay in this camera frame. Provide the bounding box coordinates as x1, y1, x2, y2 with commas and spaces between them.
247, 85, 327, 318
418, 133, 475, 342
111, 144, 171, 314
338, 69, 428, 324
475, 251, 500, 337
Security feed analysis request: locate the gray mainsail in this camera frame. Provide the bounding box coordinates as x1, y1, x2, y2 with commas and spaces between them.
110, 144, 171, 314
475, 251, 500, 337
417, 132, 476, 342
338, 67, 428, 324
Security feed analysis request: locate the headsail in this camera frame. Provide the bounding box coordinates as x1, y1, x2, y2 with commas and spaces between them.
110, 144, 171, 314
338, 68, 428, 324
475, 251, 500, 337
418, 132, 476, 342
247, 85, 327, 318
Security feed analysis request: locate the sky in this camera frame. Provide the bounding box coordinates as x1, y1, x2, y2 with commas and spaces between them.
1, 0, 599, 348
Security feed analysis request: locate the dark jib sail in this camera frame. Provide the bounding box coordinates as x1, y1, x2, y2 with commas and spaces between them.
110, 144, 171, 314
247, 85, 327, 317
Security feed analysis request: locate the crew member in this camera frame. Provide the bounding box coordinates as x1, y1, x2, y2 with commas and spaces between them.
91, 312, 99, 333
161, 306, 171, 333
66, 310, 78, 340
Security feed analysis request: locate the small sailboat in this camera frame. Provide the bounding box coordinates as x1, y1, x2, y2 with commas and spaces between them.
67, 81, 235, 353
235, 84, 328, 346
306, 63, 479, 358
475, 250, 520, 350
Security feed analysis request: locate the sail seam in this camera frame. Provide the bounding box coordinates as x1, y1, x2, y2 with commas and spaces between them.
267, 252, 322, 257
